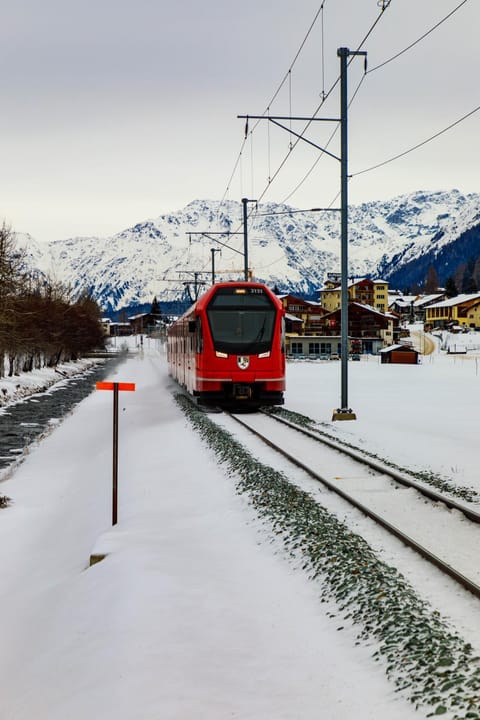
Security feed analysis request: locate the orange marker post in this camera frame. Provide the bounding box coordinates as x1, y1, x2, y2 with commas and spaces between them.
96, 381, 136, 525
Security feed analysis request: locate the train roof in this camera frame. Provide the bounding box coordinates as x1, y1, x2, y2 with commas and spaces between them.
181, 282, 283, 318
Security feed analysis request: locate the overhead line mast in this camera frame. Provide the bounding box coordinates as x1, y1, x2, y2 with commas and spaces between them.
238, 47, 366, 421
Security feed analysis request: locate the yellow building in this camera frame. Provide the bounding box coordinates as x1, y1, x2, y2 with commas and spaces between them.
425, 293, 480, 329
319, 278, 389, 313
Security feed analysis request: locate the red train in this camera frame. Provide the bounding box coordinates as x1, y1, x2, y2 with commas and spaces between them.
167, 281, 286, 408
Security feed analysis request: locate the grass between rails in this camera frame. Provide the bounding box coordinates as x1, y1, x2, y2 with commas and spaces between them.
267, 407, 480, 505
177, 394, 480, 720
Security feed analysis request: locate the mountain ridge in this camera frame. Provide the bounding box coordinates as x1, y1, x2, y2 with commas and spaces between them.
15, 189, 480, 311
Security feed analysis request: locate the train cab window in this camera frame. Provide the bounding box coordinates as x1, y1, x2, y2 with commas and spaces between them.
206, 286, 276, 355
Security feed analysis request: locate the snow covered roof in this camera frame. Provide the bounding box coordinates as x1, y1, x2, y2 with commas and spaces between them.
390, 299, 414, 308
379, 344, 419, 353
320, 277, 389, 292
350, 301, 390, 318
128, 313, 150, 320
413, 294, 444, 307
428, 293, 480, 309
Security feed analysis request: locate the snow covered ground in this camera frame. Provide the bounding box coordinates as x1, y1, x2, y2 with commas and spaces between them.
0, 333, 479, 719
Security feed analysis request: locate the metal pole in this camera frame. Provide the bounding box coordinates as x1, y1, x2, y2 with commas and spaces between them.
242, 197, 249, 281
112, 382, 119, 525
211, 248, 216, 284
338, 47, 349, 411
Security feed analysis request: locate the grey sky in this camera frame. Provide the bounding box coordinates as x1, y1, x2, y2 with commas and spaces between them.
1, 0, 478, 242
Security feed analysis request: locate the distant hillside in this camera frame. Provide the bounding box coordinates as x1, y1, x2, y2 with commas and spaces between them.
381, 223, 480, 292
14, 189, 480, 311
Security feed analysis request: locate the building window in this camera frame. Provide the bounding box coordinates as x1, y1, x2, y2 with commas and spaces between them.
308, 342, 320, 355
320, 342, 331, 354
291, 342, 303, 355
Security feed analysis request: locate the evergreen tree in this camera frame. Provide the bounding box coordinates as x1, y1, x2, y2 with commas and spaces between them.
424, 265, 439, 293
444, 277, 458, 298
461, 256, 478, 293
150, 296, 161, 316
465, 275, 478, 293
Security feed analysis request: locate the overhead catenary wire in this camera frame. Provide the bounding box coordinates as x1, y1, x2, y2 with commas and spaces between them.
274, 0, 471, 205
351, 103, 480, 178
279, 71, 367, 206
367, 0, 470, 74
243, 3, 391, 209
215, 0, 473, 270
219, 1, 328, 208
216, 2, 391, 260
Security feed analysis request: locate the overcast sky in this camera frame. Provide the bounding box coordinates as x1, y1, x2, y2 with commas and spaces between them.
1, 0, 478, 243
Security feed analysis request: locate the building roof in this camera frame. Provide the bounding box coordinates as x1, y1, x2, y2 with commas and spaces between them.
413, 293, 444, 307
128, 313, 151, 320
320, 277, 388, 292
428, 293, 480, 309
379, 344, 419, 354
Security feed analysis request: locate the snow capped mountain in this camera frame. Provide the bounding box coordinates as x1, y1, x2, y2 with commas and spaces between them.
15, 189, 480, 311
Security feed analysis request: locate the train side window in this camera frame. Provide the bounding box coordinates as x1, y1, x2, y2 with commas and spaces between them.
196, 317, 203, 354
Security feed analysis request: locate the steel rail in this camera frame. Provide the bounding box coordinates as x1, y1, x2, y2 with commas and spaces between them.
224, 411, 480, 600
261, 411, 480, 524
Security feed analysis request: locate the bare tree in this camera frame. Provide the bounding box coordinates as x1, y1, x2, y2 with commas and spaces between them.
0, 223, 28, 376
0, 224, 104, 375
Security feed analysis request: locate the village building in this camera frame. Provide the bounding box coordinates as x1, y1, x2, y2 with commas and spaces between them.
424, 293, 480, 330
107, 322, 132, 337
318, 277, 389, 313
128, 312, 161, 334
285, 302, 397, 357
379, 344, 420, 365
389, 293, 445, 323
277, 295, 329, 335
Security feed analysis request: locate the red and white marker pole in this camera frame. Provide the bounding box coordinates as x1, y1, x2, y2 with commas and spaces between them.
96, 382, 136, 525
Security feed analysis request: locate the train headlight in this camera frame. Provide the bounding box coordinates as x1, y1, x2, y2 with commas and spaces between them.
258, 351, 271, 358
215, 351, 229, 358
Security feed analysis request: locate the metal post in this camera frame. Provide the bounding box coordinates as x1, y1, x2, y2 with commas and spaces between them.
112, 382, 119, 525
332, 47, 365, 421
210, 248, 221, 285
211, 248, 216, 284
339, 47, 349, 412
242, 198, 249, 281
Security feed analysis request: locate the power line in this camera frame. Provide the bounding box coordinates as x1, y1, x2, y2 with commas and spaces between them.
265, 0, 470, 206
217, 1, 473, 265
219, 1, 328, 206
351, 103, 480, 178
219, 5, 390, 244
279, 72, 367, 205
243, 5, 390, 208
367, 0, 470, 74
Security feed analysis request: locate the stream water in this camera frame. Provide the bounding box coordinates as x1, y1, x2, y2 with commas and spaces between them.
0, 359, 121, 472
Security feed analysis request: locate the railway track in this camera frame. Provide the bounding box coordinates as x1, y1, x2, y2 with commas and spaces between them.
212, 408, 480, 599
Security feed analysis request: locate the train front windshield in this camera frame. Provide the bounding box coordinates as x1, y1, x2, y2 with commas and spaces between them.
206, 287, 276, 355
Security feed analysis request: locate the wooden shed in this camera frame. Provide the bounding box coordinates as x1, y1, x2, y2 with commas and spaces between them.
379, 344, 420, 364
